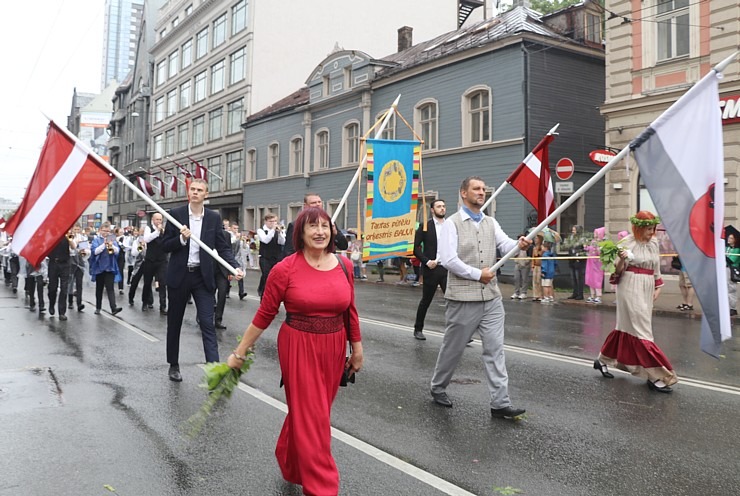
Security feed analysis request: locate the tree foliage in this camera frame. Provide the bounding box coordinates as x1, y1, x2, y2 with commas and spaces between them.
523, 0, 603, 15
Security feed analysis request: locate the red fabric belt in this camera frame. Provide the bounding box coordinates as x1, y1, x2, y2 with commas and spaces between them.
626, 266, 654, 275
285, 313, 343, 334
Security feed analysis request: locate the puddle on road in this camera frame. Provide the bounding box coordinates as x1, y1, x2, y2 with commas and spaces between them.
0, 367, 63, 412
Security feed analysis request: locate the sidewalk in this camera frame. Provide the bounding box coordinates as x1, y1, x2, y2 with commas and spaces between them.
362, 271, 705, 320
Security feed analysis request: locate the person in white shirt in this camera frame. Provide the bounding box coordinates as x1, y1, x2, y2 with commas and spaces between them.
256, 213, 285, 297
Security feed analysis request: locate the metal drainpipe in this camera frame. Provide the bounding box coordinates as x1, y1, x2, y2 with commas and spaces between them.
521, 42, 530, 154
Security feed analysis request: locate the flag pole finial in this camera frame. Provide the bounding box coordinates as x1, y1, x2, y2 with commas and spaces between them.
547, 123, 560, 135
714, 50, 739, 74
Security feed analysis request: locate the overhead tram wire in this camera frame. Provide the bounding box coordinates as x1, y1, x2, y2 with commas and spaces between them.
21, 0, 67, 101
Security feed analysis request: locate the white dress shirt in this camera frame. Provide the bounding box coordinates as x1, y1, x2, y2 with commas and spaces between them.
180, 205, 204, 266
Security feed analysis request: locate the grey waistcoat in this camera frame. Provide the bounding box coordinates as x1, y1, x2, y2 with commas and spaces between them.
445, 212, 501, 302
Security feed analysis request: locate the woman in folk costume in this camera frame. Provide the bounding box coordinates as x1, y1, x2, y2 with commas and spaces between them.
585, 227, 606, 303
594, 211, 678, 393
228, 207, 363, 496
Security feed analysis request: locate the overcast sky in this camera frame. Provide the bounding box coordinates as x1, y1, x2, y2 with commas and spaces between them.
0, 0, 105, 203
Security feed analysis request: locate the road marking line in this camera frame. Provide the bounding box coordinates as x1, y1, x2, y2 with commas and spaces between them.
237, 382, 476, 496
97, 308, 159, 343
359, 317, 740, 396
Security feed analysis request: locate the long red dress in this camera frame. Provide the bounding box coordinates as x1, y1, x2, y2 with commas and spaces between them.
253, 252, 360, 496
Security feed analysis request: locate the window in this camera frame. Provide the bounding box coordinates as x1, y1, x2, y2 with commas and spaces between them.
230, 47, 246, 84
160, 28, 167, 40
209, 108, 223, 141
178, 123, 188, 151
268, 143, 279, 178
315, 130, 329, 169
246, 148, 256, 181
181, 39, 192, 69
343, 67, 352, 90
156, 60, 166, 87
196, 27, 208, 60
415, 100, 438, 151
168, 51, 178, 78
464, 88, 491, 145
153, 134, 163, 159
211, 60, 225, 94
185, 4, 193, 16
226, 150, 243, 190
232, 0, 247, 35
585, 13, 601, 43
227, 99, 243, 134
172, 16, 179, 28
343, 122, 360, 165
657, 0, 689, 61
166, 90, 177, 117
208, 156, 222, 192
213, 14, 226, 48
376, 112, 395, 140
154, 97, 164, 123
194, 71, 207, 102
165, 128, 175, 156
192, 115, 205, 146
322, 75, 330, 97
290, 137, 303, 174
180, 80, 191, 109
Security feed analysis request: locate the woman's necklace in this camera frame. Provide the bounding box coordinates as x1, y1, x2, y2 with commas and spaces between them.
305, 253, 324, 268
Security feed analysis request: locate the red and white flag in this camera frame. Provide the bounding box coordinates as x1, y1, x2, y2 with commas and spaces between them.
152, 176, 165, 196
137, 176, 155, 196
631, 70, 730, 357
506, 133, 555, 225
168, 175, 178, 193
194, 162, 208, 182
175, 162, 192, 178
4, 121, 112, 266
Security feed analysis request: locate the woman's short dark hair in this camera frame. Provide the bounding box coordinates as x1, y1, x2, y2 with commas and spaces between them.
292, 207, 334, 253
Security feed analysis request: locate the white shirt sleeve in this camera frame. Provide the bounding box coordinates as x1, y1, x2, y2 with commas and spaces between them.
142, 226, 161, 243
257, 227, 275, 244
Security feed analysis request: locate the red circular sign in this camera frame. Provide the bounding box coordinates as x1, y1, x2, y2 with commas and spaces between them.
589, 149, 616, 167
556, 158, 574, 180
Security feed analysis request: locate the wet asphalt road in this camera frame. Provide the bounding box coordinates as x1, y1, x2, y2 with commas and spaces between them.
1, 276, 739, 496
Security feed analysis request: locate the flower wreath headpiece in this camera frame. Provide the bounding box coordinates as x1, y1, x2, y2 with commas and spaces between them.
629, 215, 661, 227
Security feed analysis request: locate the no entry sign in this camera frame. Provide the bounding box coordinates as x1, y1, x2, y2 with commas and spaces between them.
556, 158, 574, 180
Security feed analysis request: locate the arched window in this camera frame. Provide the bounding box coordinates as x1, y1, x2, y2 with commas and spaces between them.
462, 86, 491, 145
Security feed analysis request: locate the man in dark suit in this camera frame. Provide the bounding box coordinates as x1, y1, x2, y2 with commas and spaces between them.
412, 199, 448, 340
161, 179, 243, 382
282, 193, 348, 257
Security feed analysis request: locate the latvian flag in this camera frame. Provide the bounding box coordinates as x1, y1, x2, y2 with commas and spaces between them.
4, 121, 112, 266
506, 133, 556, 225
137, 176, 155, 196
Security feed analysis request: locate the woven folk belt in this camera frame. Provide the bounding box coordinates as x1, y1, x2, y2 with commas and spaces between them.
285, 313, 343, 334
626, 266, 654, 275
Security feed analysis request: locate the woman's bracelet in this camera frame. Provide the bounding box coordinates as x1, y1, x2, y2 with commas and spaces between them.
231, 350, 248, 361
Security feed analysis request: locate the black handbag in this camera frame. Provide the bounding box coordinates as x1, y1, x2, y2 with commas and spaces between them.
671, 256, 682, 270
335, 254, 356, 386
731, 266, 740, 283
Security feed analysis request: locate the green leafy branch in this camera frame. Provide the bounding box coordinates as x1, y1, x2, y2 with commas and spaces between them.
184, 353, 254, 439
598, 239, 624, 274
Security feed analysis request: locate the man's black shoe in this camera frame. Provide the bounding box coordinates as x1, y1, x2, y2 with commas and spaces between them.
94, 308, 101, 315
129, 299, 134, 306
168, 365, 182, 382
68, 303, 74, 310
215, 322, 227, 330
112, 307, 123, 316
78, 304, 85, 312
239, 292, 248, 300
59, 315, 68, 321
491, 406, 526, 419
574, 296, 584, 301
29, 305, 36, 312
566, 295, 576, 300
160, 308, 168, 315
413, 330, 426, 340
431, 391, 453, 408
49, 306, 55, 316
148, 304, 154, 309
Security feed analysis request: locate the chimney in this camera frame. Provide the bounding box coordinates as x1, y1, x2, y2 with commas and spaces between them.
398, 26, 413, 52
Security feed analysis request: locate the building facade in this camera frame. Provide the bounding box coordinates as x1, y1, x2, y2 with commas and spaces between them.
601, 0, 740, 238
240, 3, 606, 273
102, 0, 145, 90
107, 0, 163, 228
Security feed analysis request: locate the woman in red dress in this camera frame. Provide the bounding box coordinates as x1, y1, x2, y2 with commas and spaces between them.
228, 207, 363, 495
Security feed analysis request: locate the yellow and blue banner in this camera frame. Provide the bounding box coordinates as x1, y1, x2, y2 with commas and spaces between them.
364, 139, 420, 262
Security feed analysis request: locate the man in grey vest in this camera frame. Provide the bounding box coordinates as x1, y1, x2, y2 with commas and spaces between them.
430, 176, 531, 420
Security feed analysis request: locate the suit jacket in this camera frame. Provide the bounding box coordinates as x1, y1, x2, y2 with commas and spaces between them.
162, 205, 239, 292
282, 220, 348, 257
413, 219, 443, 267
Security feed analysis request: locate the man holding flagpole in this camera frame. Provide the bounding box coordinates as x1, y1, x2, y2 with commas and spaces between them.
162, 178, 243, 382
430, 176, 530, 420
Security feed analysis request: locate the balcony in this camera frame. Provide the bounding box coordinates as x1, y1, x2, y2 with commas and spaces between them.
107, 136, 122, 151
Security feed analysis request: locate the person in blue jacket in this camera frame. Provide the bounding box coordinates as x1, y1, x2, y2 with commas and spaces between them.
540, 241, 558, 303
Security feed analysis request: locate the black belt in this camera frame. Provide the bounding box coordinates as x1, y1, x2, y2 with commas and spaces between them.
187, 265, 200, 272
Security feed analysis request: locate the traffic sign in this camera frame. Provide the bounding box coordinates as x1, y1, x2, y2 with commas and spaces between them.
556, 158, 574, 180
589, 149, 616, 167
555, 182, 573, 193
